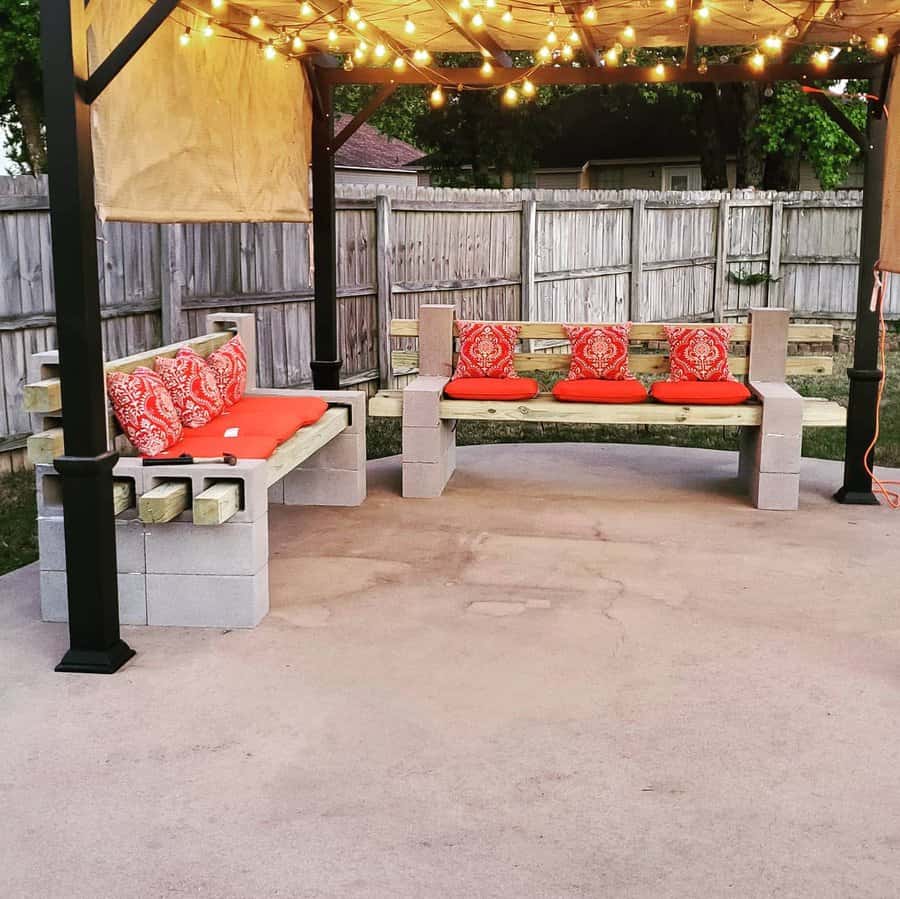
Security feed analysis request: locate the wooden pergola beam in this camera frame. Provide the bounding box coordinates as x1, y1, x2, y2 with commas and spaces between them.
805, 89, 868, 151
561, 2, 603, 66
321, 60, 881, 87
332, 83, 398, 152
424, 0, 513, 65
795, 0, 834, 42
682, 0, 698, 69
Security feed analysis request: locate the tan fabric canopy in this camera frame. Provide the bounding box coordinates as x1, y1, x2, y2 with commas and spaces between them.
881, 64, 900, 272
89, 0, 312, 222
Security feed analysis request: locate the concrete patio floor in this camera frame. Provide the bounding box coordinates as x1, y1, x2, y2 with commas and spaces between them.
2, 442, 900, 898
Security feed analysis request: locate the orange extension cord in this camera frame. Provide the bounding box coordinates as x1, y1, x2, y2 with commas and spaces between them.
865, 265, 900, 508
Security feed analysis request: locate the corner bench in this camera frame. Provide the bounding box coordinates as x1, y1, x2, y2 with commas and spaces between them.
23, 312, 367, 629
369, 304, 847, 510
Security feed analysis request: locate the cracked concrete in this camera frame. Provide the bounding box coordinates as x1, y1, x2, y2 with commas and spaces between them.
2, 442, 900, 898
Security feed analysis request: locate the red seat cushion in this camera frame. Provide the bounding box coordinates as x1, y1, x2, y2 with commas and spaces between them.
146, 434, 280, 461
444, 377, 539, 401
188, 395, 329, 443
552, 378, 649, 404
650, 380, 752, 405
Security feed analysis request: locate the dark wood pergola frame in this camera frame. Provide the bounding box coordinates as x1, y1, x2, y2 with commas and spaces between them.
39, 0, 894, 672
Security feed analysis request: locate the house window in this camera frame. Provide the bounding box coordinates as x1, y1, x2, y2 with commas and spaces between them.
662, 165, 702, 191
590, 166, 624, 189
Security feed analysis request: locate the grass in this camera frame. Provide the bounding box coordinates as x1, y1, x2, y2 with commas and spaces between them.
367, 351, 900, 469
1, 351, 898, 577
0, 469, 38, 576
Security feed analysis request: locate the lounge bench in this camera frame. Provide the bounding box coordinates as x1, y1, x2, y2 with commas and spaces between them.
369, 304, 846, 510
23, 312, 367, 628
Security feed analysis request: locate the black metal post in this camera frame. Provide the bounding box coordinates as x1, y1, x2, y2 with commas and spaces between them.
310, 78, 342, 390
40, 0, 135, 672
836, 67, 891, 505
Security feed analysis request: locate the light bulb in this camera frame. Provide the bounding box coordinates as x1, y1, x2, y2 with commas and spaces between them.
327, 26, 339, 44
481, 59, 493, 76
264, 42, 277, 59
356, 19, 366, 30
249, 11, 261, 27
873, 30, 889, 53
486, 0, 496, 8
749, 50, 765, 70
414, 47, 431, 64
374, 43, 386, 58
695, 3, 709, 20
405, 16, 415, 34
503, 86, 519, 106
654, 61, 665, 75
179, 27, 191, 46
605, 46, 619, 64
784, 19, 799, 39
202, 21, 214, 37
393, 55, 407, 71
460, 0, 471, 8
623, 23, 635, 40
583, 5, 597, 23
343, 54, 354, 70
472, 11, 485, 28
697, 56, 709, 73
293, 34, 304, 51
211, 0, 223, 8
546, 28, 558, 45
568, 29, 580, 44
502, 6, 513, 22
813, 48, 830, 68
537, 45, 551, 62
849, 32, 863, 47
665, 0, 676, 8
763, 33, 782, 53
522, 78, 535, 96
300, 1, 313, 16
561, 43, 573, 59
430, 85, 445, 107
347, 5, 360, 22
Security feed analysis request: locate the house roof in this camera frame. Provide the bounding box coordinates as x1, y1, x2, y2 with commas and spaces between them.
534, 87, 739, 168
333, 115, 423, 170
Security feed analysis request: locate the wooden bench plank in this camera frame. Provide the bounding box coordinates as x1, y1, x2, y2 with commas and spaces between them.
26, 427, 64, 463
265, 407, 349, 488
139, 481, 190, 524
389, 319, 834, 343
23, 378, 62, 414
369, 391, 847, 428
193, 482, 241, 526
391, 351, 834, 377
113, 480, 135, 516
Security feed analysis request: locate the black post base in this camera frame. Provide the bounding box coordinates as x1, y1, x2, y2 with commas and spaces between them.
833, 486, 881, 506
311, 358, 342, 390
55, 639, 135, 674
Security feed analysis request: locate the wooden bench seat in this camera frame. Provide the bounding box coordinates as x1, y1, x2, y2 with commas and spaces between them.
370, 304, 845, 510
25, 312, 367, 630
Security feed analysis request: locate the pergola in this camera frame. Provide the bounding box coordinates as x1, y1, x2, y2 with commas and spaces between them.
39, 0, 899, 672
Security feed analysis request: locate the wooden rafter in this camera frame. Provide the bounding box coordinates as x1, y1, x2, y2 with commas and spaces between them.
795, 0, 835, 42
424, 0, 513, 65
561, 1, 603, 67
682, 0, 698, 69
332, 83, 398, 152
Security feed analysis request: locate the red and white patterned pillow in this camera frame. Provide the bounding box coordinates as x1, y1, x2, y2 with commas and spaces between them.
155, 347, 223, 428
664, 325, 736, 382
564, 323, 635, 381
106, 367, 182, 456
451, 321, 520, 380
206, 335, 248, 406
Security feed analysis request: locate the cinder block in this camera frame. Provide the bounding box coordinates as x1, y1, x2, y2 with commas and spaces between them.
141, 458, 268, 524
750, 470, 800, 512
34, 464, 63, 516
247, 388, 367, 435
402, 461, 451, 499
145, 518, 268, 576
27, 349, 59, 384
38, 514, 146, 574
737, 426, 760, 486
417, 304, 456, 378
268, 480, 285, 504
282, 466, 366, 506
401, 377, 447, 429
758, 433, 802, 475
147, 568, 268, 628
41, 570, 147, 626
748, 308, 790, 382
299, 431, 365, 471
402, 420, 456, 465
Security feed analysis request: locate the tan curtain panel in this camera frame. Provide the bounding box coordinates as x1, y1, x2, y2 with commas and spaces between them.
881, 67, 900, 271
88, 0, 312, 222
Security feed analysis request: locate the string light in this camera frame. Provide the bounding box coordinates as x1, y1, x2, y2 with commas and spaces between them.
568, 29, 580, 44
414, 47, 432, 64
812, 47, 830, 68
537, 45, 551, 62
202, 20, 214, 37
481, 59, 494, 76
393, 55, 407, 72
429, 85, 445, 107
293, 34, 304, 51
664, 0, 676, 9
749, 50, 765, 71
486, 0, 496, 8
605, 46, 619, 64
404, 16, 415, 34
697, 56, 708, 73
873, 29, 889, 53
327, 26, 339, 44
654, 61, 666, 76
503, 85, 519, 106
249, 11, 261, 27
300, 1, 313, 16
264, 40, 277, 59
826, 2, 845, 22
583, 5, 597, 23
356, 19, 367, 31
460, 0, 471, 9
211, 0, 224, 8
354, 44, 366, 61
374, 42, 386, 59
343, 53, 354, 71
849, 32, 863, 47
522, 78, 535, 97
347, 5, 360, 22
623, 23, 635, 41
695, 2, 709, 21
472, 11, 485, 28
179, 26, 191, 46
502, 6, 513, 23
763, 33, 782, 53
784, 19, 799, 39
561, 42, 573, 59
546, 27, 558, 45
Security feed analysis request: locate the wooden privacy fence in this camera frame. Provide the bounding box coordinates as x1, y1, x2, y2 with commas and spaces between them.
1, 176, 895, 440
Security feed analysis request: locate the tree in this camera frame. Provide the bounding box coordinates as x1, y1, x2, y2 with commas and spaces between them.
0, 0, 44, 174
333, 84, 428, 148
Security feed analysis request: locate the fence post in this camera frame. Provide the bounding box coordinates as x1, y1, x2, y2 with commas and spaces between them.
767, 198, 784, 308
629, 196, 644, 321
375, 193, 393, 389
160, 224, 184, 344
520, 199, 536, 324
713, 195, 730, 320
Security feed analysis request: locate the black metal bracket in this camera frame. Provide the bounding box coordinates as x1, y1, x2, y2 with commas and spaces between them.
311, 359, 342, 391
